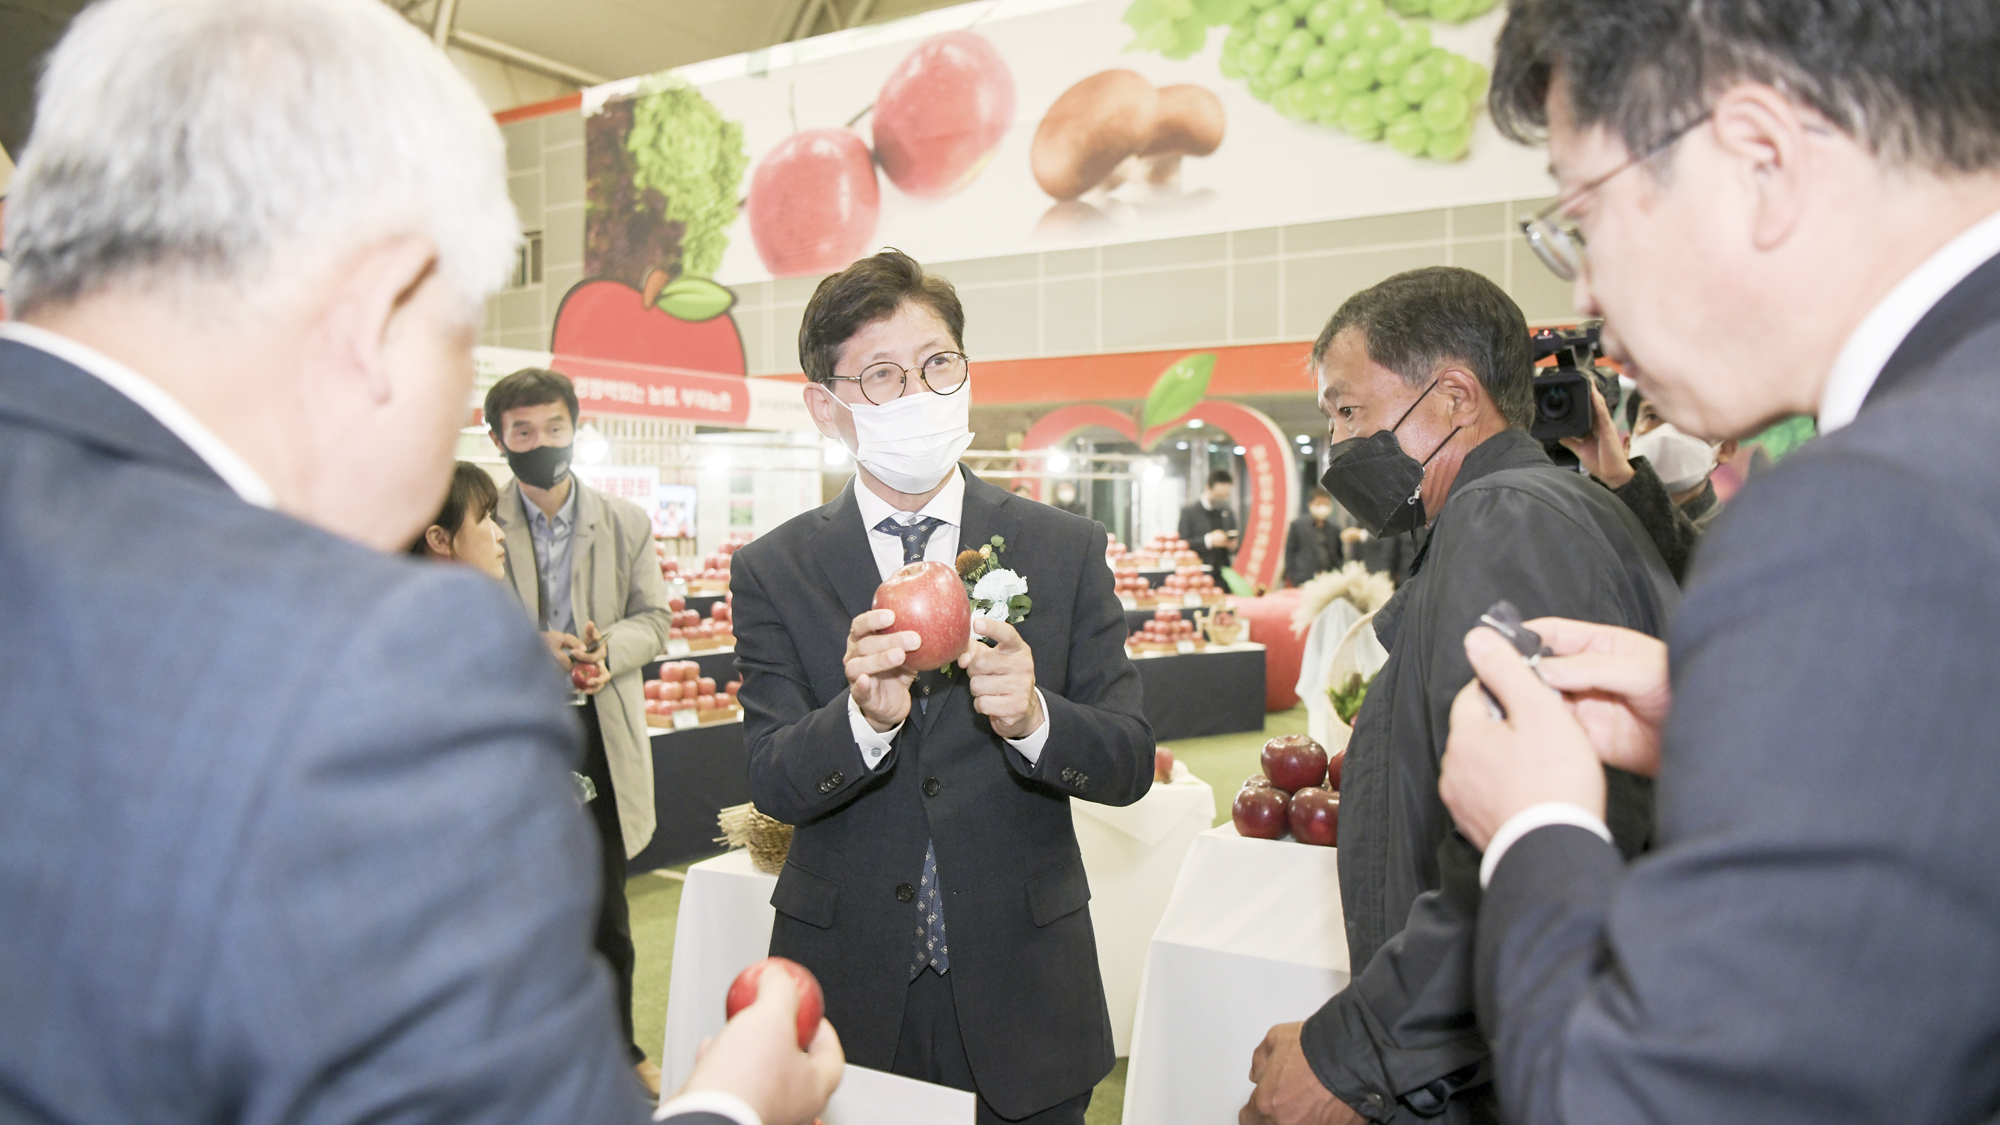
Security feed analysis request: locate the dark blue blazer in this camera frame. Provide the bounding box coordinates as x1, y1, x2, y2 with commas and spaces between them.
1475, 253, 2000, 1123
0, 340, 687, 1123
733, 467, 1154, 1120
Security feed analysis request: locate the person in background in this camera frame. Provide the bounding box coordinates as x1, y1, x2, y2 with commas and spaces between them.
412, 460, 505, 581
1242, 267, 1676, 1125
1283, 487, 1344, 586
1439, 0, 2000, 1121
1178, 468, 1239, 572
1051, 479, 1088, 516
485, 366, 674, 1097
0, 0, 839, 1122
1564, 382, 1738, 582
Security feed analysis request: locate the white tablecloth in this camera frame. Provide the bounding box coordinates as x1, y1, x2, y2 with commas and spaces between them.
659, 774, 1215, 1093
1122, 824, 1349, 1125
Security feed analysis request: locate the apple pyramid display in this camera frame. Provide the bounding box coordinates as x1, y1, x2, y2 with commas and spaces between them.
1231, 735, 1341, 845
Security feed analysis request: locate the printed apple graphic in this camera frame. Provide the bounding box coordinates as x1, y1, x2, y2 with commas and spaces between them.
1288, 786, 1340, 846
725, 956, 825, 1050
1261, 734, 1329, 793
873, 31, 1016, 199
872, 560, 972, 672
747, 128, 881, 277
1232, 784, 1289, 839
551, 277, 745, 377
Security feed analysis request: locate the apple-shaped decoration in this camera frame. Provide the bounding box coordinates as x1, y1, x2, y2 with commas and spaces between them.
1326, 746, 1346, 793
725, 956, 825, 1050
872, 560, 972, 672
1288, 786, 1339, 846
1232, 785, 1289, 839
746, 128, 880, 277
1261, 734, 1329, 793
551, 279, 745, 378
570, 662, 597, 691
1154, 746, 1175, 783
873, 31, 1016, 200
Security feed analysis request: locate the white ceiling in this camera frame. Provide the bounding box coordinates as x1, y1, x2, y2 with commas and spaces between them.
401, 0, 971, 107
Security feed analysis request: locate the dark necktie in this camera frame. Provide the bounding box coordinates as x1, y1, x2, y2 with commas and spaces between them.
873, 513, 953, 976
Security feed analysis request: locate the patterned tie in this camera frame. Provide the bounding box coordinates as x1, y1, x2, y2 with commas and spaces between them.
873, 514, 953, 976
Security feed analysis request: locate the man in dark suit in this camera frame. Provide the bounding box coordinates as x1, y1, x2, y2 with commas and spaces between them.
1437, 3, 2000, 1122
1179, 468, 1241, 572
0, 1, 838, 1123
1283, 487, 1344, 587
736, 250, 1155, 1125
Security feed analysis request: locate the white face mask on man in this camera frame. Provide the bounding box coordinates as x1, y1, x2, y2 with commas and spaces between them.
831, 379, 975, 495
1630, 422, 1719, 493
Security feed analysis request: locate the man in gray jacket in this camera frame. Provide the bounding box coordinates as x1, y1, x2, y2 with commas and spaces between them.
1242, 267, 1676, 1124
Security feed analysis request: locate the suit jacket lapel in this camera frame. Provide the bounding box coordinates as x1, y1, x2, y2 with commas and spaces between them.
0, 339, 227, 492
810, 479, 883, 623
927, 467, 1024, 735
494, 481, 542, 621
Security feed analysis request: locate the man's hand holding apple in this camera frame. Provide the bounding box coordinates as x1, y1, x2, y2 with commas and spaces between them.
679, 964, 845, 1125
571, 621, 612, 695
846, 608, 920, 733
959, 616, 1042, 739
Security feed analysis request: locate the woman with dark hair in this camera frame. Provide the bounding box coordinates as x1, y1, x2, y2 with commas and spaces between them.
410, 461, 505, 580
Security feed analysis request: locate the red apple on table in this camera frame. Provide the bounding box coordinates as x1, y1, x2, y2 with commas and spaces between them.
746, 128, 880, 277
1242, 773, 1272, 789
1232, 785, 1289, 839
669, 596, 686, 612
1288, 787, 1340, 846
1154, 746, 1175, 783
1327, 746, 1346, 793
872, 560, 972, 672
1261, 734, 1329, 793
699, 677, 717, 696
873, 31, 1016, 199
725, 956, 825, 1050
551, 279, 745, 377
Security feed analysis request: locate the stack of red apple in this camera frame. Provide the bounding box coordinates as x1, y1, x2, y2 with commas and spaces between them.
1112, 566, 1151, 600
643, 661, 742, 726
1158, 565, 1221, 603
1231, 735, 1345, 846
1125, 607, 1201, 653
667, 594, 735, 650
1105, 537, 1130, 565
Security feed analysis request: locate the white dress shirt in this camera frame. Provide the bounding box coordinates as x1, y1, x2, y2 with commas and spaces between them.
0, 321, 276, 507
1482, 205, 2000, 887
847, 469, 1050, 768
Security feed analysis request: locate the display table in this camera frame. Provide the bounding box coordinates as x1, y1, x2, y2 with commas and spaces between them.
659, 777, 1215, 1091
626, 718, 751, 873
1120, 603, 1206, 635
1129, 643, 1266, 740
643, 645, 738, 686
1122, 824, 1349, 1125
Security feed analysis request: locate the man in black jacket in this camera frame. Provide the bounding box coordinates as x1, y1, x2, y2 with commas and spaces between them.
736, 251, 1154, 1125
1284, 488, 1344, 586
1241, 267, 1677, 1125
1179, 469, 1241, 572
1438, 3, 2000, 1123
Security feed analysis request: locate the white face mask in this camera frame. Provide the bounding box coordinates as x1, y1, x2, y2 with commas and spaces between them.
829, 380, 974, 495
1630, 422, 1718, 493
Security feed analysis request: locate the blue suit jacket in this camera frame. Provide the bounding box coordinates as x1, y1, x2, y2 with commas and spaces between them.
0, 340, 692, 1123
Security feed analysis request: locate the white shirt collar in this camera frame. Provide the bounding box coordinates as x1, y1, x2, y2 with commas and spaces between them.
0, 321, 277, 508
1819, 207, 2000, 434
854, 465, 965, 533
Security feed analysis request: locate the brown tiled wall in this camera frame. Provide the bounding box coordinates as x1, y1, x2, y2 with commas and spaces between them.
485, 115, 1571, 368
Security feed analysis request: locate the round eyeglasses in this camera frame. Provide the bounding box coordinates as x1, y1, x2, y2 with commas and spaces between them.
1519, 110, 1713, 281
830, 351, 969, 405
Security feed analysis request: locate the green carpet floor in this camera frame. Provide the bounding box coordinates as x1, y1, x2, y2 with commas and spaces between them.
625, 704, 1308, 1122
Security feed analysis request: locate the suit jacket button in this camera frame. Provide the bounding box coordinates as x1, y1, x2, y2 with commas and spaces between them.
818, 771, 844, 794
896, 883, 915, 902
923, 777, 941, 798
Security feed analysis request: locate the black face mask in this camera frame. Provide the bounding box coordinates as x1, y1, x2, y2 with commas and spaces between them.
505, 443, 573, 491
1320, 380, 1461, 537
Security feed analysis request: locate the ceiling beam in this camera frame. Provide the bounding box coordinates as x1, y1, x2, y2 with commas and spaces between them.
448, 27, 608, 87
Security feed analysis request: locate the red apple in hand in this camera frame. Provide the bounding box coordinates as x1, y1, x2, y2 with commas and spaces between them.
1327, 746, 1346, 793
747, 128, 880, 277
1261, 734, 1329, 793
1232, 785, 1289, 839
872, 560, 971, 672
1154, 746, 1175, 783
724, 956, 825, 1050
873, 31, 1016, 199
1288, 786, 1339, 846
570, 662, 598, 691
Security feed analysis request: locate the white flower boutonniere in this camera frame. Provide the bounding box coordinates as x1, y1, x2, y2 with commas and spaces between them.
955, 535, 1032, 626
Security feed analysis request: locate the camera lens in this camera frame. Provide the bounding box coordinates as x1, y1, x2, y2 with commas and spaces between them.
1538, 386, 1572, 421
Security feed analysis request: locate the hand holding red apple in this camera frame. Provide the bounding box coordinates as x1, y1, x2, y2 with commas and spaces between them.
845, 608, 920, 733
960, 616, 1042, 740
683, 960, 844, 1125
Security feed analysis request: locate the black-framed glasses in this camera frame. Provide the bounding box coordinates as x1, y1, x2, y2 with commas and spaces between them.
829, 351, 969, 405
1519, 110, 1714, 282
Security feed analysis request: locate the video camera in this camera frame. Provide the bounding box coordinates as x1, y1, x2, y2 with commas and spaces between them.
1529, 322, 1622, 443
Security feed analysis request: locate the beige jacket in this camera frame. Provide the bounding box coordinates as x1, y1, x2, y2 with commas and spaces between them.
495, 478, 672, 857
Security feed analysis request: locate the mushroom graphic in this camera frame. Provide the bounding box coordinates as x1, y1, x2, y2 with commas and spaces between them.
1031, 70, 1224, 223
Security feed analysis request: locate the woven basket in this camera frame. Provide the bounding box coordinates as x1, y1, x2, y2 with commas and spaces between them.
716, 802, 793, 874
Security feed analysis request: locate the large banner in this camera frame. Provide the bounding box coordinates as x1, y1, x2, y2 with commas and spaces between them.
582, 0, 1545, 293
